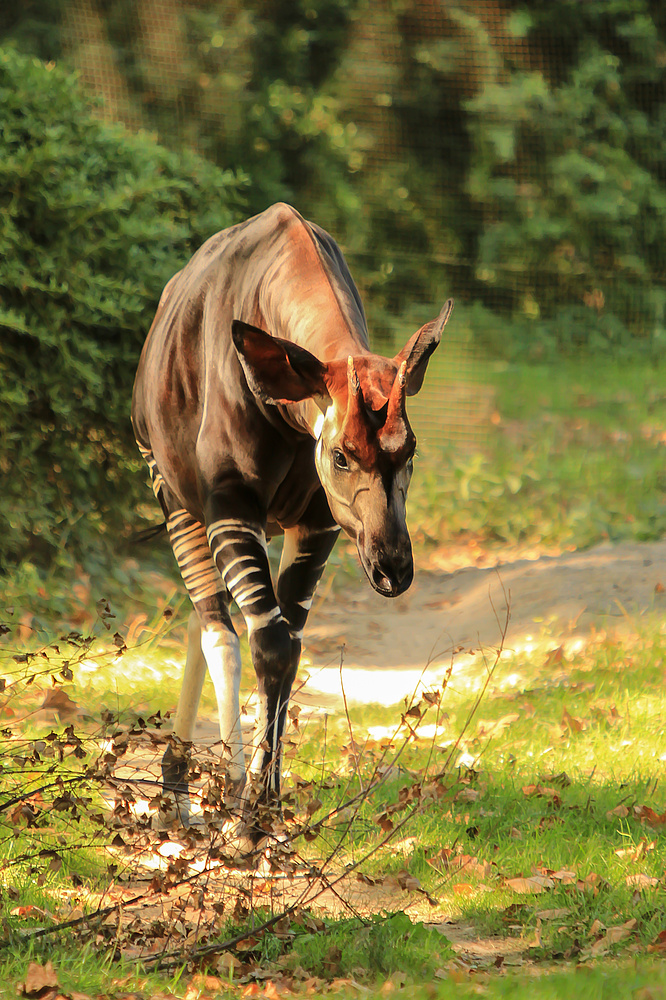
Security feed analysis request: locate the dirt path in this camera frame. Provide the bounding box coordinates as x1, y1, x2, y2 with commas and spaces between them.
296, 539, 666, 710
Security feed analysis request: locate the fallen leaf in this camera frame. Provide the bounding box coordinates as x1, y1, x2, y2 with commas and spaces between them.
545, 645, 565, 667
20, 961, 59, 997
476, 713, 520, 738
561, 708, 587, 733
40, 689, 79, 718
396, 871, 422, 891
236, 936, 260, 951
626, 874, 660, 888
551, 869, 577, 884
521, 784, 561, 807
456, 787, 480, 803
633, 804, 666, 826
505, 875, 554, 894
648, 929, 666, 953
537, 908, 571, 920
589, 923, 635, 956
263, 982, 288, 1000
539, 770, 571, 788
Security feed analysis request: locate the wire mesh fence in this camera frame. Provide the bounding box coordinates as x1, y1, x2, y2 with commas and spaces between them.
4, 0, 665, 451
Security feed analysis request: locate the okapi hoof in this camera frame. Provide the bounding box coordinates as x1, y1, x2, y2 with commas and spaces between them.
160, 743, 192, 827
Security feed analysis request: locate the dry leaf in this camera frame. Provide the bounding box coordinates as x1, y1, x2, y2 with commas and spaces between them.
20, 961, 59, 997
476, 713, 520, 738
561, 708, 587, 733
236, 936, 260, 951
606, 925, 634, 944
545, 645, 565, 667
521, 784, 561, 806
626, 874, 659, 888
633, 804, 666, 826
456, 787, 480, 803
551, 869, 577, 884
505, 875, 554, 894
185, 975, 223, 999
40, 689, 79, 718
396, 871, 422, 891
648, 929, 666, 953
537, 908, 571, 920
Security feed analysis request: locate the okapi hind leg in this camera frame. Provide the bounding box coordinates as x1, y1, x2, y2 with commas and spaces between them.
161, 611, 205, 822
164, 509, 246, 826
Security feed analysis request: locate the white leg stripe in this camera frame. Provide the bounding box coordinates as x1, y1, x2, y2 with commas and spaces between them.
234, 585, 267, 608
224, 565, 262, 591
245, 608, 283, 633
207, 520, 265, 543
223, 554, 256, 577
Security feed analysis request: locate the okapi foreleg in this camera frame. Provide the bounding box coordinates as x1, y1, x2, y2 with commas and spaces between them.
276, 496, 340, 643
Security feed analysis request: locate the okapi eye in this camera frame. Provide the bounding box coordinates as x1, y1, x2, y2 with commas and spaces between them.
333, 449, 348, 470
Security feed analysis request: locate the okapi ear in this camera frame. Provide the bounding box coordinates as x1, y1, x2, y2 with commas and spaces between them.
231, 320, 327, 404
394, 299, 454, 396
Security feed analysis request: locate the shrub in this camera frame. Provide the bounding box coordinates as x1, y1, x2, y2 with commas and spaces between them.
0, 47, 246, 578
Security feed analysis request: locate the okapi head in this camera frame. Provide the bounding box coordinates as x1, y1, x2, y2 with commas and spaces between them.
232, 299, 453, 598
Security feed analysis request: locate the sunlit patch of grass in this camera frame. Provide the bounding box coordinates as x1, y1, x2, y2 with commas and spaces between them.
1, 596, 666, 994
407, 355, 666, 558
1, 349, 665, 994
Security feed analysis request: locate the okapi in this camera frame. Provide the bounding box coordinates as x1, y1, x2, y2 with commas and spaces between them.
131, 202, 453, 827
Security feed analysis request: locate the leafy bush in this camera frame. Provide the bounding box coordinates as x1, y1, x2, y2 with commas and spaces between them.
0, 47, 246, 577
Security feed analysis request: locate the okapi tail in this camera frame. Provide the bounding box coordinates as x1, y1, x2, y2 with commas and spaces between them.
131, 521, 168, 544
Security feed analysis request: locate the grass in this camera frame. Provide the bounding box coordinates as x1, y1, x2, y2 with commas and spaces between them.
408, 350, 666, 557
2, 608, 666, 997
0, 351, 665, 997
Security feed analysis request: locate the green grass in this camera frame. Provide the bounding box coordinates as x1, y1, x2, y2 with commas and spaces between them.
407, 353, 666, 555
3, 611, 666, 995
1, 352, 665, 996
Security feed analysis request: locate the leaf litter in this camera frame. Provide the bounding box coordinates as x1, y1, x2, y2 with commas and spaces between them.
3, 556, 666, 992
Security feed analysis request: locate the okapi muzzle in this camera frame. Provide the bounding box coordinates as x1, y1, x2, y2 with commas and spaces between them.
315, 356, 417, 598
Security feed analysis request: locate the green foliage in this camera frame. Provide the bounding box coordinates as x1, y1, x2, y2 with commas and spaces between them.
465, 32, 666, 355
3, 1, 666, 358
0, 47, 246, 574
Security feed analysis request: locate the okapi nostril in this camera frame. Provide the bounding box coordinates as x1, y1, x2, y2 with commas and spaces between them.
372, 569, 393, 593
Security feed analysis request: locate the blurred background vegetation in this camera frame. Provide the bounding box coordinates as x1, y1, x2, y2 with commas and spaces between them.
1, 0, 665, 622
